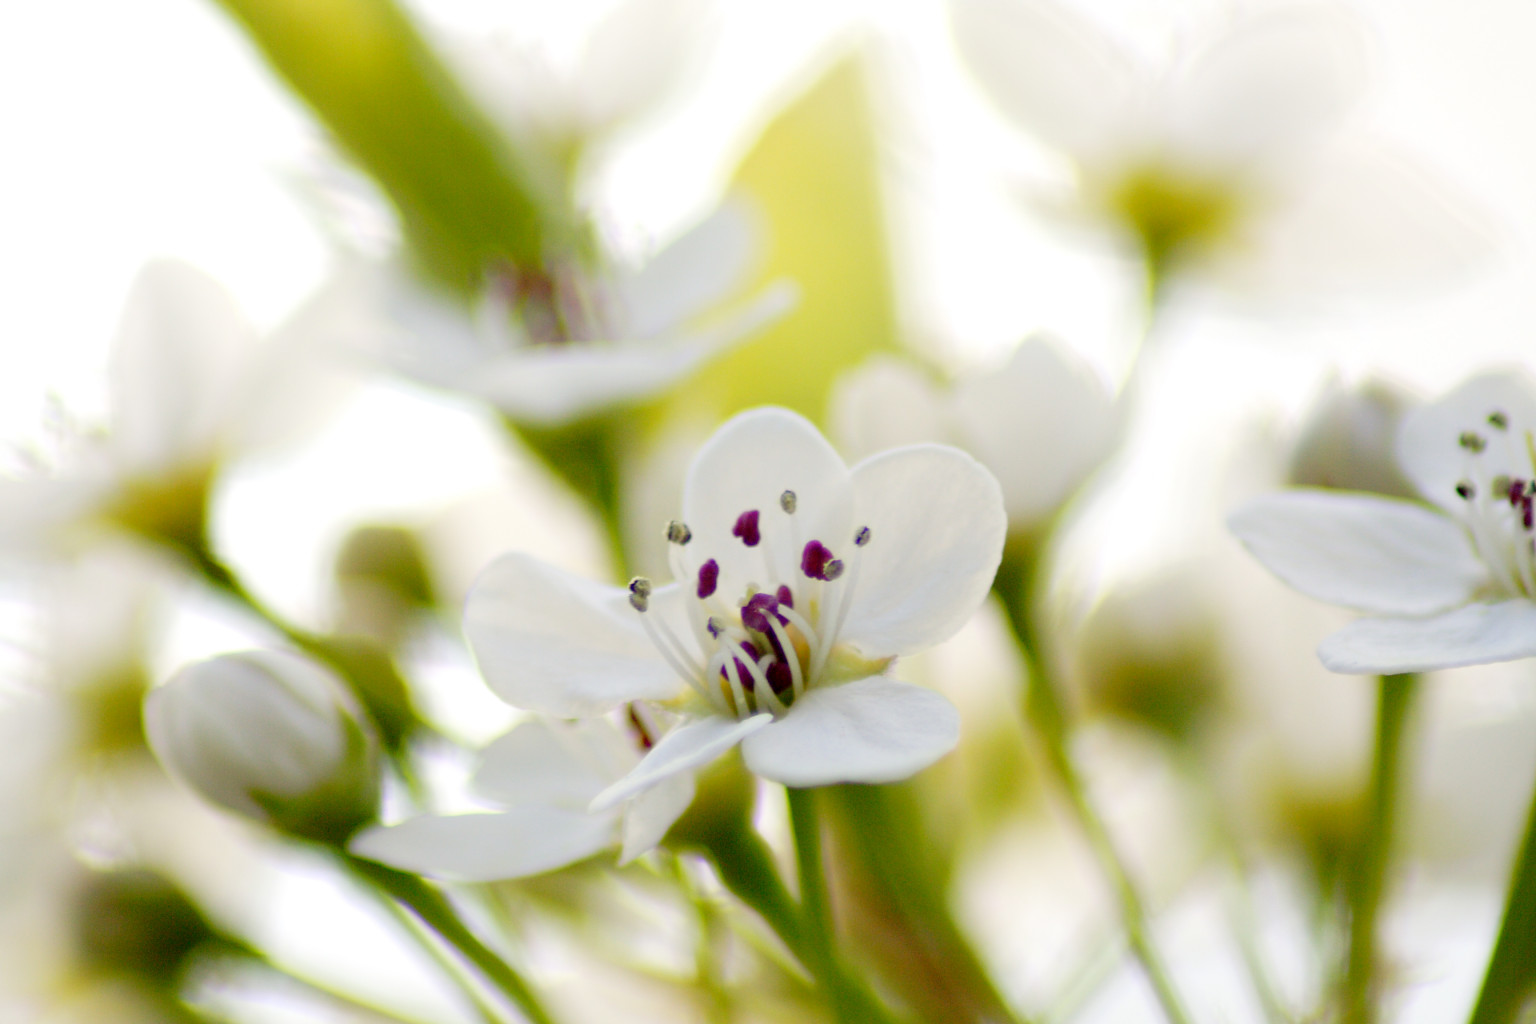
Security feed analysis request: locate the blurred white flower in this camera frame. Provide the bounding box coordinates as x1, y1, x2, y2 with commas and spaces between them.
1231, 370, 1536, 673
831, 339, 1119, 533
451, 0, 709, 181
463, 407, 1006, 817
950, 0, 1491, 297
0, 260, 351, 561
350, 717, 693, 879
335, 197, 793, 426
144, 649, 379, 842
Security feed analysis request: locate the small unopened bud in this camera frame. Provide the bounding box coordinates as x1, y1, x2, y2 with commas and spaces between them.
144, 650, 379, 844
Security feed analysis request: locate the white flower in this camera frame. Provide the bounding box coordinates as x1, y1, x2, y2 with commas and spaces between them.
0, 260, 349, 560
831, 339, 1119, 532
144, 650, 379, 841
950, 0, 1490, 296
451, 0, 708, 173
464, 407, 1006, 814
1230, 370, 1536, 674
349, 717, 693, 880
335, 197, 794, 426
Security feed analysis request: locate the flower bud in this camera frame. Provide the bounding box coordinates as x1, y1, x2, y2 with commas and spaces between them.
144, 650, 380, 844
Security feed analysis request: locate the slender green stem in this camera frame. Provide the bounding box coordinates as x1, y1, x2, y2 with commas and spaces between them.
787, 787, 869, 1024
824, 783, 1032, 1024
1467, 752, 1536, 1024
1339, 673, 1419, 1024
994, 544, 1195, 1024
690, 814, 904, 1024
345, 856, 559, 1024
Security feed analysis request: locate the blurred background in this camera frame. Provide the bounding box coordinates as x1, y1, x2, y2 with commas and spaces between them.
5, 0, 1536, 1021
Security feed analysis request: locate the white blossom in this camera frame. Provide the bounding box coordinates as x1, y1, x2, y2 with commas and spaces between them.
1231, 370, 1536, 673
950, 0, 1490, 297
832, 339, 1118, 532
463, 407, 1006, 818
333, 197, 793, 426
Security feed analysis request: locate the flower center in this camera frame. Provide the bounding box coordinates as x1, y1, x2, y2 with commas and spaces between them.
1451, 408, 1536, 598
486, 261, 615, 347
627, 489, 872, 720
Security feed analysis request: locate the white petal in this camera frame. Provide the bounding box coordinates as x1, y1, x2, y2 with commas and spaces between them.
0, 477, 113, 558
109, 260, 256, 474
1229, 491, 1485, 615
575, 0, 705, 132
590, 714, 772, 812
949, 0, 1139, 161
829, 356, 952, 463
837, 445, 1007, 657
348, 809, 616, 882
471, 284, 791, 425
682, 407, 854, 593
464, 553, 685, 716
1319, 601, 1536, 674
614, 196, 760, 339
741, 678, 960, 787
1397, 370, 1536, 512
1167, 4, 1367, 169
619, 771, 695, 864
472, 719, 638, 810
951, 338, 1118, 526
1214, 142, 1497, 302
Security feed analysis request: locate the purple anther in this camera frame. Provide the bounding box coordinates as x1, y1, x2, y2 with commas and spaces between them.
741, 592, 785, 633
1511, 479, 1527, 505
766, 661, 794, 695
801, 540, 836, 580
1523, 495, 1533, 531
776, 584, 794, 608
697, 559, 720, 599
732, 509, 762, 547
721, 641, 760, 691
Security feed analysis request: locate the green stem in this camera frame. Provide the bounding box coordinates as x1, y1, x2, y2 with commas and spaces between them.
824, 783, 1031, 1024
1339, 674, 1419, 1024
345, 856, 559, 1024
994, 544, 1195, 1024
691, 815, 902, 1024
1467, 751, 1536, 1024
787, 787, 873, 1024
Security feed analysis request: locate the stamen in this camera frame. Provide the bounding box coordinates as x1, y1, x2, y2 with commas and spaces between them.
1456, 481, 1475, 501
801, 540, 837, 580
628, 576, 652, 612
822, 559, 845, 581
741, 592, 786, 634
733, 510, 762, 547
1460, 431, 1488, 453
697, 559, 719, 599
1490, 410, 1510, 430
780, 490, 797, 514
854, 526, 871, 547
666, 520, 692, 545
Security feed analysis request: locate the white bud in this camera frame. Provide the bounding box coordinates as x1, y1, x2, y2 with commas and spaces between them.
144, 649, 379, 843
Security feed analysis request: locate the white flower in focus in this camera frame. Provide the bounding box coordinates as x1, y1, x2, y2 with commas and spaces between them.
1231, 370, 1536, 674
950, 0, 1490, 296
464, 408, 1006, 818
0, 260, 350, 560
350, 717, 693, 879
144, 650, 379, 841
832, 339, 1118, 532
337, 197, 793, 426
